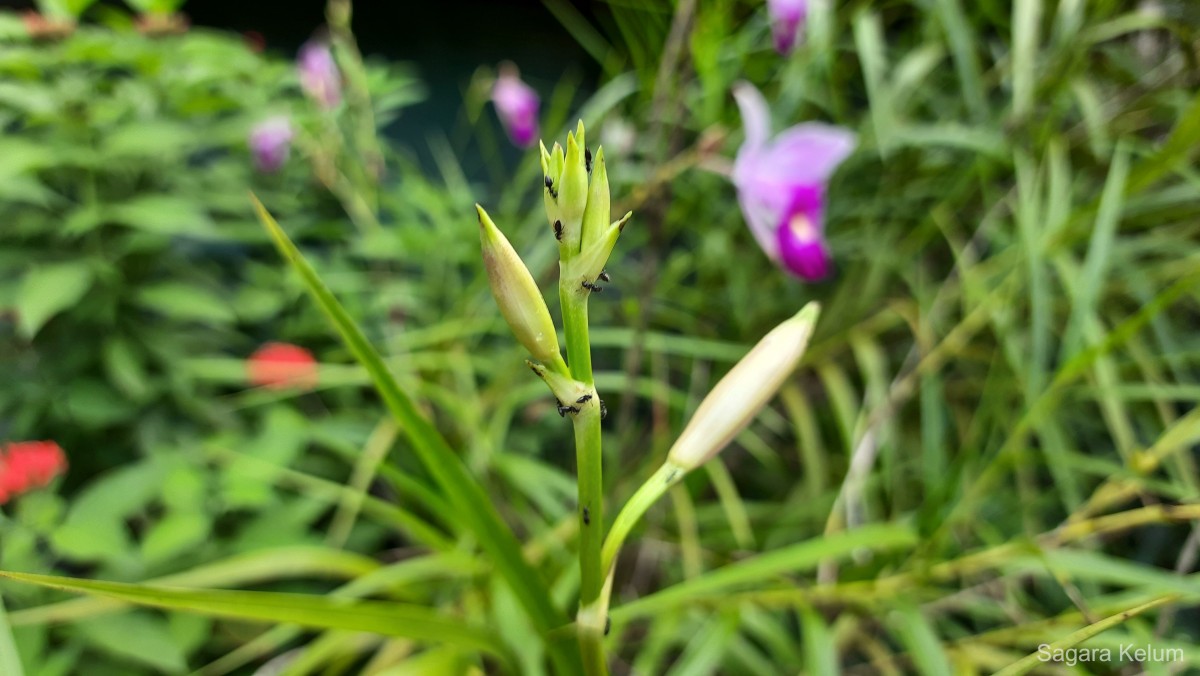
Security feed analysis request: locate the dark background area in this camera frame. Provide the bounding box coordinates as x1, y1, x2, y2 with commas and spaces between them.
3, 0, 603, 156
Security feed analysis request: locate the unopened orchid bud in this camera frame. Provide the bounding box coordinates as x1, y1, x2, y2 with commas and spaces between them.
667, 303, 820, 470
767, 0, 808, 55
555, 122, 590, 256
542, 141, 566, 238
477, 205, 567, 374
567, 211, 631, 293
249, 116, 294, 173
297, 41, 341, 109
580, 146, 609, 250
492, 63, 540, 148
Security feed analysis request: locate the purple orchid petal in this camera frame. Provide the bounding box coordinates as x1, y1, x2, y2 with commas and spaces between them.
732, 82, 772, 154
298, 41, 341, 109
730, 82, 856, 277
249, 116, 293, 173
492, 65, 540, 148
752, 123, 857, 186
767, 0, 808, 55
777, 212, 831, 281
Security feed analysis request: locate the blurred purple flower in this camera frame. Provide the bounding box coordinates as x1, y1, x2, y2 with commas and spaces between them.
249, 116, 293, 173
491, 64, 539, 148
732, 82, 855, 282
767, 0, 808, 55
298, 41, 341, 109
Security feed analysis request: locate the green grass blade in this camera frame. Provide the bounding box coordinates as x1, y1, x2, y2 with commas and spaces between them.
853, 10, 895, 155
888, 604, 952, 676
993, 595, 1177, 676
611, 523, 917, 620
1010, 0, 1042, 118
932, 0, 986, 121
10, 545, 378, 626
0, 571, 511, 664
0, 594, 24, 676
1061, 141, 1130, 358
250, 196, 576, 669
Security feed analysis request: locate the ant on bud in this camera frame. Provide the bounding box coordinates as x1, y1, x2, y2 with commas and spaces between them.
581, 280, 603, 293
576, 394, 593, 404
544, 175, 558, 199
555, 399, 580, 417
585, 147, 593, 174
554, 220, 563, 241
598, 270, 610, 283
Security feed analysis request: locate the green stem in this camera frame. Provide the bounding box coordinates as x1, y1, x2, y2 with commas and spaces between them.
600, 462, 685, 580
561, 281, 607, 675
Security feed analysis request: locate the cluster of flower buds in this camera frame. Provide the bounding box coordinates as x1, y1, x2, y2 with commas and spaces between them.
478, 121, 629, 414
540, 122, 631, 296
0, 440, 68, 505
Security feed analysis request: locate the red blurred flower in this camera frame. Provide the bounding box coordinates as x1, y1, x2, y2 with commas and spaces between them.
0, 441, 68, 505
243, 30, 266, 53
247, 342, 319, 390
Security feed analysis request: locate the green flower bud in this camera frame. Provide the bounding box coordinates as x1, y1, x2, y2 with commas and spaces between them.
667, 303, 820, 471
580, 146, 609, 250
556, 123, 589, 256
565, 211, 631, 295
543, 141, 566, 239
477, 205, 567, 374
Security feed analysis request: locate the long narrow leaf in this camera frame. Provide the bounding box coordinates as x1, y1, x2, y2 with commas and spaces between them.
11, 545, 378, 626
249, 196, 576, 669
0, 594, 24, 676
0, 571, 511, 664
994, 595, 1177, 676
612, 523, 917, 620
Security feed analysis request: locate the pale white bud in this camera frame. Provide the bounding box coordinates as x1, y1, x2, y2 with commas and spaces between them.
667, 302, 820, 470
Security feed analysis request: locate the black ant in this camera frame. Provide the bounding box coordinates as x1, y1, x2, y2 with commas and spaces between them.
554, 220, 563, 241
544, 175, 558, 199
581, 280, 603, 293
555, 399, 579, 417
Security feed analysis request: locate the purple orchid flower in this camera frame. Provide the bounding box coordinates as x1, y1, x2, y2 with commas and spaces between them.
767, 0, 808, 55
249, 116, 294, 173
732, 82, 855, 282
491, 64, 540, 148
298, 41, 341, 109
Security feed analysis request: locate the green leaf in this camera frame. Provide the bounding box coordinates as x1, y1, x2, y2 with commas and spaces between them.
0, 571, 512, 664
50, 461, 165, 563
612, 523, 918, 620
135, 282, 237, 324
16, 262, 93, 338
110, 196, 216, 238
10, 546, 378, 626
0, 595, 24, 676
888, 604, 952, 676
76, 611, 188, 674
250, 196, 577, 670
141, 510, 211, 565
994, 595, 1177, 676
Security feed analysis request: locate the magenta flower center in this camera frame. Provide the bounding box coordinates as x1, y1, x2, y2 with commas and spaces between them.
775, 187, 831, 281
